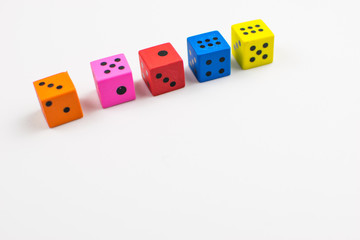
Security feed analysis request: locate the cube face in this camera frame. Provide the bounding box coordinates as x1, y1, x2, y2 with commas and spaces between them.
187, 31, 231, 82
139, 43, 185, 96
232, 19, 274, 70
33, 72, 83, 128
90, 54, 136, 108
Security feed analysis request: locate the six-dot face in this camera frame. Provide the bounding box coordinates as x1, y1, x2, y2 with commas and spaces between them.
231, 19, 274, 70
90, 54, 136, 108
187, 30, 231, 82
33, 72, 83, 128
139, 43, 185, 96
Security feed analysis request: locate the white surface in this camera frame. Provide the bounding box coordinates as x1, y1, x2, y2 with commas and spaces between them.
1, 0, 360, 239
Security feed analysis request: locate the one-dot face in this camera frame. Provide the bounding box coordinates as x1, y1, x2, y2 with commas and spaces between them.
116, 86, 127, 95
158, 50, 168, 56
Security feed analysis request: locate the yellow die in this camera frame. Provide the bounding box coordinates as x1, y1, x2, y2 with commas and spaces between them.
232, 19, 274, 70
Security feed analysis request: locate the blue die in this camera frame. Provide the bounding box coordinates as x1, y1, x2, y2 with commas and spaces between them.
187, 31, 231, 82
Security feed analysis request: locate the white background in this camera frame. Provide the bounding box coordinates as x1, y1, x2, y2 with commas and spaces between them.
1, 0, 360, 239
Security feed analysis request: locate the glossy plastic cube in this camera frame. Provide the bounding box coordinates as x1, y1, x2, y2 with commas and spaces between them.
232, 19, 274, 69
187, 31, 231, 82
90, 54, 136, 108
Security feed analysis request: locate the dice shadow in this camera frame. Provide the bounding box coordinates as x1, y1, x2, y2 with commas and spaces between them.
231, 56, 243, 72
80, 90, 102, 115
25, 110, 48, 132
16, 110, 48, 136
134, 79, 152, 99
184, 67, 199, 85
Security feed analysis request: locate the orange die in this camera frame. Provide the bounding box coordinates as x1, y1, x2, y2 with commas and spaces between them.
33, 72, 83, 128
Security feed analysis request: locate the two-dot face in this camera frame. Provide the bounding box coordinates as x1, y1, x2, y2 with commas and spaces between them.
139, 43, 185, 96
231, 19, 274, 70
90, 54, 136, 108
33, 72, 83, 128
187, 30, 231, 82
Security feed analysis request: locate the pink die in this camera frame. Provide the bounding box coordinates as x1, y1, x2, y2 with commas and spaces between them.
90, 54, 136, 108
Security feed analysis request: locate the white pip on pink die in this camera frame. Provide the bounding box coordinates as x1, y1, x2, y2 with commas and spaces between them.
90, 54, 136, 108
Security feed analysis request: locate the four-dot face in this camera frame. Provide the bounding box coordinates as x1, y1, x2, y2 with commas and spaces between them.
33, 72, 83, 128
231, 19, 274, 70
90, 54, 136, 108
139, 43, 185, 96
187, 30, 231, 82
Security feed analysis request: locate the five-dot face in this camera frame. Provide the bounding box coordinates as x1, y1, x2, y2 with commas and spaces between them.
97, 57, 127, 76
91, 54, 133, 82
248, 42, 269, 63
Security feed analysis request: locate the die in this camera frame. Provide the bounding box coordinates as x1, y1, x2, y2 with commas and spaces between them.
187, 31, 231, 82
231, 19, 274, 70
33, 72, 83, 128
139, 43, 185, 96
90, 54, 136, 108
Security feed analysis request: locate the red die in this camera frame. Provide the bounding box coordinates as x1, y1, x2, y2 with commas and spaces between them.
139, 43, 185, 96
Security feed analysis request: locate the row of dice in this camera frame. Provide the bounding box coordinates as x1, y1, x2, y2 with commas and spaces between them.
33, 19, 274, 128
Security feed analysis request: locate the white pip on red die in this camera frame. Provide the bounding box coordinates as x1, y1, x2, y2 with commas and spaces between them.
90, 54, 136, 108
